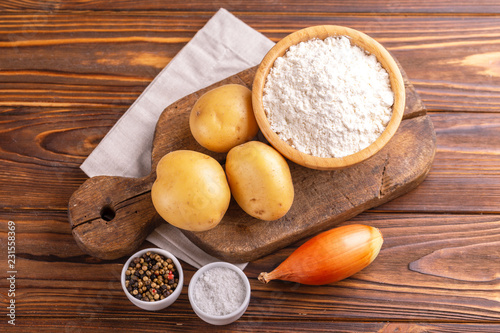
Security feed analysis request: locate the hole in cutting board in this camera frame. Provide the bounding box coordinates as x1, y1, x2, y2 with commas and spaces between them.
100, 205, 116, 222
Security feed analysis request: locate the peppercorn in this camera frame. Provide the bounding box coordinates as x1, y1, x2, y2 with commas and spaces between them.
125, 251, 179, 303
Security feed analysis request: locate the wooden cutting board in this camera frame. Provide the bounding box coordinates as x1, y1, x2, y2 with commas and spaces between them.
68, 63, 436, 262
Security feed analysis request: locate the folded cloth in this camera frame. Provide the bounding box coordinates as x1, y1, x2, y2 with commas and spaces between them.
79, 8, 275, 269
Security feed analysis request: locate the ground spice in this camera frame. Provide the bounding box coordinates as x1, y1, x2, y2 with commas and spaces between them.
192, 266, 246, 316
125, 251, 179, 302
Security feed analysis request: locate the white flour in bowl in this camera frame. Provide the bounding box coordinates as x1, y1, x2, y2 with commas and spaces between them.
262, 36, 394, 158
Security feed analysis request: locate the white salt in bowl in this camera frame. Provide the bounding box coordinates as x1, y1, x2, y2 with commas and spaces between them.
121, 248, 184, 311
188, 262, 251, 325
252, 25, 405, 170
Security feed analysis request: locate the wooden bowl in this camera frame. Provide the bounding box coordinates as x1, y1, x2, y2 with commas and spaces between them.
252, 25, 405, 170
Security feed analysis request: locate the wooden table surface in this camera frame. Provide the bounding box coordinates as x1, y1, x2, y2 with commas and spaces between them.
1, 1, 500, 332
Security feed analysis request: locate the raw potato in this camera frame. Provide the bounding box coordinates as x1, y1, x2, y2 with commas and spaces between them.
189, 84, 259, 153
225, 141, 294, 221
151, 150, 230, 232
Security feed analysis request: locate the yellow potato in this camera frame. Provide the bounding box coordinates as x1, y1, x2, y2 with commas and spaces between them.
189, 84, 259, 153
151, 150, 230, 231
225, 141, 294, 221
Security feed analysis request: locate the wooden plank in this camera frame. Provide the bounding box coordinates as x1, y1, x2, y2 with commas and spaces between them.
2, 213, 499, 324
1, 14, 500, 112
0, 107, 113, 210
379, 112, 500, 213
11, 318, 500, 333
5, 111, 500, 214
2, 0, 500, 13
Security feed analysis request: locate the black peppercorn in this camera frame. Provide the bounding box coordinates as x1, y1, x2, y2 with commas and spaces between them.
125, 251, 179, 303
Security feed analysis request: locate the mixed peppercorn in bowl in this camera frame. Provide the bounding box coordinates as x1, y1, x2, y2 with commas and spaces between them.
121, 248, 184, 311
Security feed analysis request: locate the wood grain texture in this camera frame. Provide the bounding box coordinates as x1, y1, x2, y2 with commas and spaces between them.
379, 112, 500, 213
7, 320, 500, 333
2, 1, 500, 13
2, 1, 500, 331
68, 175, 160, 259
2, 213, 499, 329
2, 14, 500, 113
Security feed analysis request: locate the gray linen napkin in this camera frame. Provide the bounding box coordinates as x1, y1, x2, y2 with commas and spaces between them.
80, 8, 275, 269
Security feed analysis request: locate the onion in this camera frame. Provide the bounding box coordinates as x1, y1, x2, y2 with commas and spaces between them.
258, 224, 383, 285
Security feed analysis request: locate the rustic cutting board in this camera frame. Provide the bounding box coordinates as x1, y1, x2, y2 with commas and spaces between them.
68, 63, 435, 262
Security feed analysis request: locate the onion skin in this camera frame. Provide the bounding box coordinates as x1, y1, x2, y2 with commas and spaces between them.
258, 224, 383, 285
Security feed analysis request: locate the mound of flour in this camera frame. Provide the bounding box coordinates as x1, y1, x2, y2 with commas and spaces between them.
262, 36, 394, 158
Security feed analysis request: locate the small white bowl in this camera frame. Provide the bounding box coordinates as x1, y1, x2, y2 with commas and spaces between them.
121, 248, 184, 311
188, 262, 251, 325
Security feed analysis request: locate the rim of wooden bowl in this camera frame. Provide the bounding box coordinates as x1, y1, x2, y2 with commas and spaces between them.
252, 25, 405, 170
